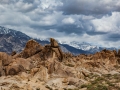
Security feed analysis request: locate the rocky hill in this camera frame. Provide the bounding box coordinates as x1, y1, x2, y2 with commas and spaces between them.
0, 38, 120, 90
0, 26, 31, 53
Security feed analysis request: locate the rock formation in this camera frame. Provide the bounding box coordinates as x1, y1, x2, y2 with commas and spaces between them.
15, 39, 43, 58
50, 38, 63, 61
0, 38, 120, 90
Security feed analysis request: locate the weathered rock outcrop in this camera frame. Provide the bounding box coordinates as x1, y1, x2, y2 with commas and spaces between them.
0, 52, 13, 76
50, 38, 63, 62
0, 52, 12, 66
31, 66, 48, 81
5, 64, 24, 75
15, 39, 43, 58
0, 38, 120, 90
0, 38, 64, 76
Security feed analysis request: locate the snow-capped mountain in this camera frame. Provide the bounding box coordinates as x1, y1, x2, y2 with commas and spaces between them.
0, 26, 117, 55
0, 26, 31, 53
0, 26, 29, 39
69, 41, 98, 51
59, 41, 99, 53
60, 41, 117, 54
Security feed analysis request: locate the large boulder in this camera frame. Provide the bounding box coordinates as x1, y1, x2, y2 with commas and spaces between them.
0, 53, 34, 76
5, 62, 25, 75
5, 57, 33, 75
0, 52, 13, 66
16, 39, 43, 58
13, 58, 32, 70
30, 38, 64, 62
0, 52, 12, 76
14, 38, 63, 62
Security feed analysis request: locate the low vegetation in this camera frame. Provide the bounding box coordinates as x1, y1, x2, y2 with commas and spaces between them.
80, 74, 120, 90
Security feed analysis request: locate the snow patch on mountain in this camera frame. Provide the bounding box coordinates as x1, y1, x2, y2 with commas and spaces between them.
59, 41, 99, 51
69, 41, 98, 51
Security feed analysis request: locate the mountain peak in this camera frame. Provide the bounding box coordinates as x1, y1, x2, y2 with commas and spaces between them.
0, 26, 12, 34
0, 26, 30, 39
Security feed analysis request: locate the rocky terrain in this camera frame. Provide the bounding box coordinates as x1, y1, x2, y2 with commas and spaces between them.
0, 38, 120, 90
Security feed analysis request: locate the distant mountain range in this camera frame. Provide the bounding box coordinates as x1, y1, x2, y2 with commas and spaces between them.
0, 26, 117, 55
60, 41, 117, 54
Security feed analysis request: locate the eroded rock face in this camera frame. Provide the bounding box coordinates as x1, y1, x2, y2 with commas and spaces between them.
50, 38, 63, 62
0, 38, 64, 76
5, 63, 25, 75
14, 38, 63, 62
16, 39, 43, 58
13, 58, 32, 70
50, 38, 59, 47
0, 52, 13, 66
0, 52, 13, 76
4, 57, 33, 75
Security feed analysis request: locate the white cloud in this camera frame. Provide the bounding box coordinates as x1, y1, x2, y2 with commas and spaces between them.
91, 12, 120, 33
62, 17, 75, 24
15, 1, 35, 12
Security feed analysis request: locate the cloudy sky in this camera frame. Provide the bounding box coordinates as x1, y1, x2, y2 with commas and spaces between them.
0, 0, 120, 48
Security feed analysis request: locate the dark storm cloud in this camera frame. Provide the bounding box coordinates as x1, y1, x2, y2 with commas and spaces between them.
105, 34, 120, 42
58, 0, 120, 16
23, 0, 34, 3
57, 24, 84, 34
30, 24, 85, 35
86, 31, 107, 35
